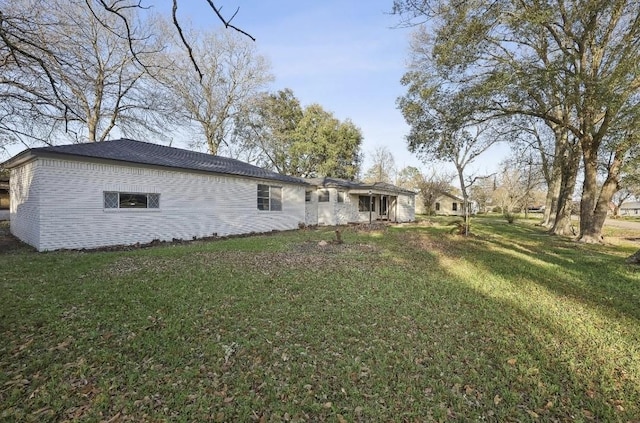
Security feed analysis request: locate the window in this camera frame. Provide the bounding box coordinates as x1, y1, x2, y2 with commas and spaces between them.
305, 190, 312, 202
257, 184, 282, 211
337, 191, 345, 203
358, 195, 375, 212
435, 202, 440, 211
452, 202, 458, 211
104, 192, 160, 209
318, 190, 330, 202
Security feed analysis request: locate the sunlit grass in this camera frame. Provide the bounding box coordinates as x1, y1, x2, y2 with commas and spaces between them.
1, 220, 640, 421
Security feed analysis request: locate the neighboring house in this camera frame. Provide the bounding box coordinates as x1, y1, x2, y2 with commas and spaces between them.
620, 201, 640, 216
1, 139, 309, 251
433, 192, 467, 216
416, 191, 469, 216
304, 177, 415, 226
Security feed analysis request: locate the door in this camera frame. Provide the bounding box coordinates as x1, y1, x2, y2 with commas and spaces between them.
380, 196, 388, 218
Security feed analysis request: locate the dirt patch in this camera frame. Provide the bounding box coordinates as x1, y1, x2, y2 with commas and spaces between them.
0, 222, 31, 254
103, 241, 381, 278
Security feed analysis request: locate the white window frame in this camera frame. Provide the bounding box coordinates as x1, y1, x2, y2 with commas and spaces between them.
318, 190, 330, 203
257, 184, 283, 211
104, 191, 160, 210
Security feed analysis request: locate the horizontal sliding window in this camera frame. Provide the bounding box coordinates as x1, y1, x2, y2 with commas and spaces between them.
104, 192, 160, 209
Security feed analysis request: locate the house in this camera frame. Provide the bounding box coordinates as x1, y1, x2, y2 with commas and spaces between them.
304, 177, 415, 226
2, 139, 416, 251
416, 190, 469, 216
620, 201, 640, 216
1, 139, 309, 251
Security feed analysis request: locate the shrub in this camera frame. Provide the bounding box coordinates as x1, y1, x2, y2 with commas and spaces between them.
503, 212, 517, 224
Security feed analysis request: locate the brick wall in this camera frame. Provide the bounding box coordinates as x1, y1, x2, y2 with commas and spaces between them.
13, 158, 306, 251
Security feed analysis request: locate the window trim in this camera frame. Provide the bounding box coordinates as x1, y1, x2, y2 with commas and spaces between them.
358, 195, 374, 212
104, 191, 160, 210
257, 184, 283, 212
318, 190, 330, 203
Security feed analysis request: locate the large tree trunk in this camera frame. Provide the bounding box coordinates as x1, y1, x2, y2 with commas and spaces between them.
578, 146, 623, 243
543, 169, 561, 227
541, 126, 565, 227
550, 140, 580, 236
578, 148, 602, 243
456, 165, 470, 235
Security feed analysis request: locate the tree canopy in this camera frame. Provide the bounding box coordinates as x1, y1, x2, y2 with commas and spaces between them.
236, 89, 363, 179
394, 0, 640, 242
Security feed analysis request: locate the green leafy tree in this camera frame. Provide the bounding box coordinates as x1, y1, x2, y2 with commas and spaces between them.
236, 89, 362, 179
394, 0, 640, 243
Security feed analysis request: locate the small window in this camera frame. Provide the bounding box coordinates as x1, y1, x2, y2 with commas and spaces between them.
104, 192, 160, 209
452, 202, 458, 211
318, 190, 330, 202
337, 191, 345, 203
435, 202, 440, 211
305, 190, 312, 202
257, 184, 282, 211
104, 192, 119, 209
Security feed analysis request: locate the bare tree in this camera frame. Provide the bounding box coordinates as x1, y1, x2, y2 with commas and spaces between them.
362, 146, 396, 184
159, 26, 272, 155
1, 0, 172, 145
415, 169, 454, 215
494, 155, 544, 216
0, 0, 255, 150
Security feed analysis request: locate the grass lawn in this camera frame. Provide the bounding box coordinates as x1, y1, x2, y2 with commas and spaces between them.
1, 218, 640, 422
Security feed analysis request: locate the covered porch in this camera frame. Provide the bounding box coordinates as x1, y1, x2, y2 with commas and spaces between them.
350, 189, 401, 223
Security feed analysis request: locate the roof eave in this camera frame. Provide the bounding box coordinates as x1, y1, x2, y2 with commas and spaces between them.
3, 150, 309, 186
0, 149, 36, 170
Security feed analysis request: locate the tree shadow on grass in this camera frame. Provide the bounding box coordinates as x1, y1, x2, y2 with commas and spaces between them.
456, 224, 640, 322
385, 228, 640, 420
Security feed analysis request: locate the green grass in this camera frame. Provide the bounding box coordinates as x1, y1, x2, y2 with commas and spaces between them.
1, 219, 640, 422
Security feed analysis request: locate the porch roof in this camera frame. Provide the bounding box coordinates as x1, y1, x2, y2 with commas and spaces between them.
306, 177, 415, 196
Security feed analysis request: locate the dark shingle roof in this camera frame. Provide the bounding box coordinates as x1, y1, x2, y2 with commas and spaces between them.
307, 176, 415, 195
3, 139, 307, 185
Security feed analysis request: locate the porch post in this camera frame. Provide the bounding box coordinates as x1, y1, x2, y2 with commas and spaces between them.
368, 190, 372, 224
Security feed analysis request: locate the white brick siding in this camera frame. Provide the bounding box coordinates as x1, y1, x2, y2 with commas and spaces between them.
304, 189, 318, 226
10, 161, 40, 248
313, 189, 416, 225
12, 158, 306, 251
396, 193, 416, 222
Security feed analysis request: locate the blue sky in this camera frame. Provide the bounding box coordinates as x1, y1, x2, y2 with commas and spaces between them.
175, 0, 507, 175
3, 0, 507, 176
174, 0, 430, 172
